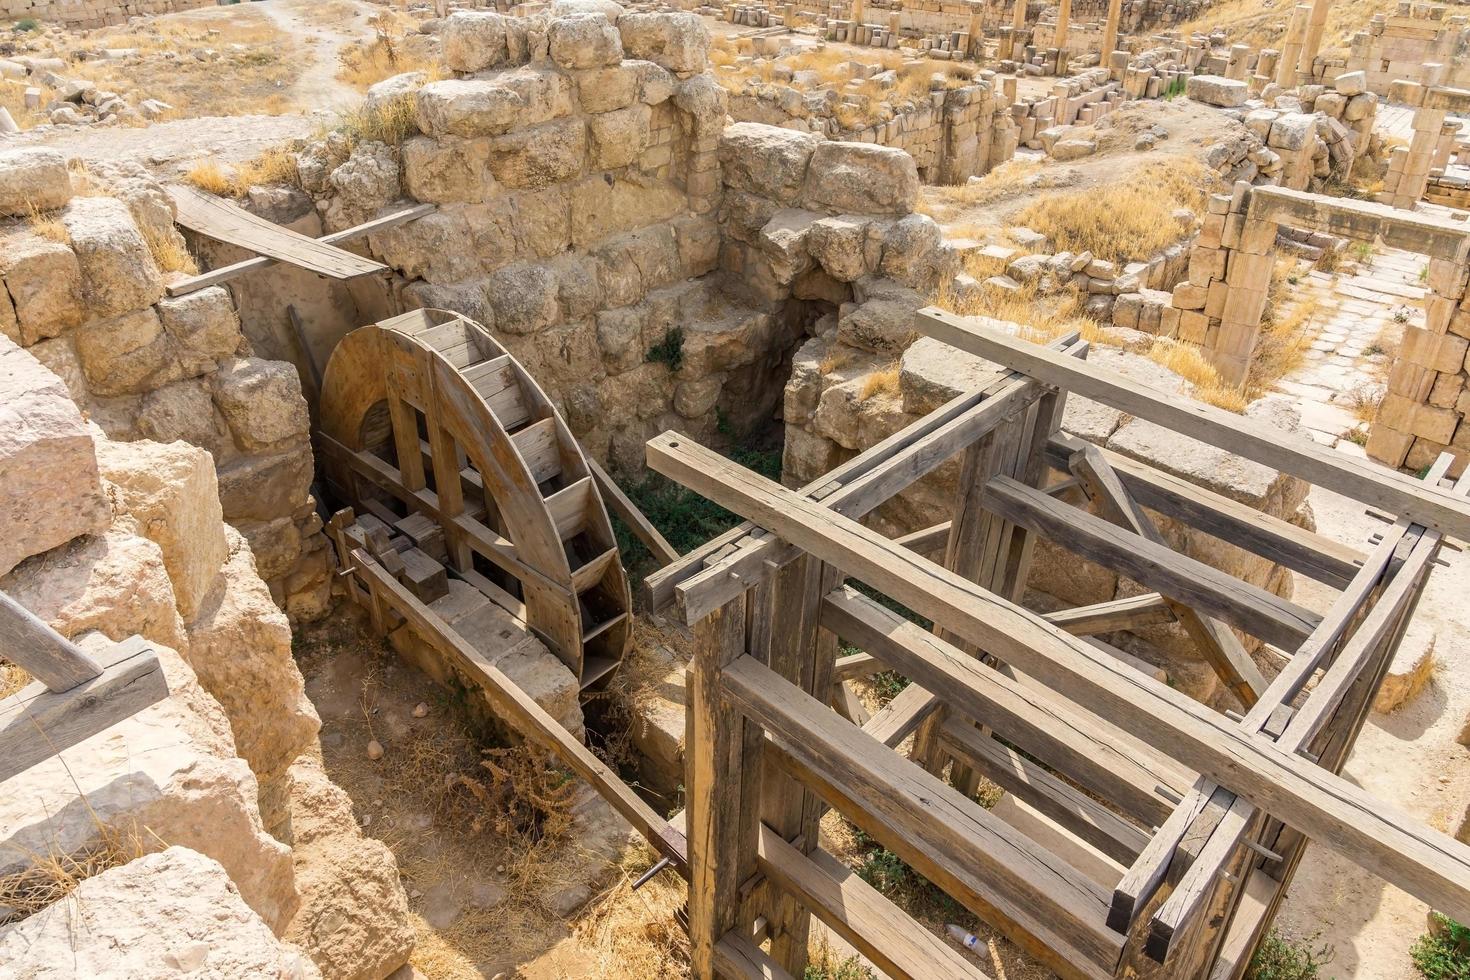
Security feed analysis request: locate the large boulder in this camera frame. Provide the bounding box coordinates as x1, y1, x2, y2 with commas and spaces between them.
1186, 75, 1249, 108
416, 70, 570, 138
0, 230, 83, 344
440, 10, 510, 73
717, 122, 821, 205
0, 338, 111, 577
548, 13, 624, 70
0, 847, 318, 978
0, 636, 299, 932
801, 142, 919, 215
94, 437, 228, 620
617, 12, 709, 74
61, 196, 165, 319
155, 286, 244, 378
0, 146, 71, 216
212, 357, 310, 453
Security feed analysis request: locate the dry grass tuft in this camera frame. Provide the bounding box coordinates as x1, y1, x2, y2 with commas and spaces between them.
857, 364, 901, 401
1014, 159, 1213, 264
933, 275, 1122, 348
143, 225, 199, 276
235, 146, 300, 191
1143, 339, 1249, 412
0, 824, 152, 925
0, 658, 30, 699
184, 159, 237, 196
575, 845, 691, 978
26, 202, 70, 244
338, 94, 419, 150
338, 12, 442, 90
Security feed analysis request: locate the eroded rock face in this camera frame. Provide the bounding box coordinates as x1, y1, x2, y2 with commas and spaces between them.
0, 146, 71, 215
0, 636, 299, 934
0, 337, 111, 577
0, 847, 319, 978
283, 755, 415, 980
61, 195, 166, 320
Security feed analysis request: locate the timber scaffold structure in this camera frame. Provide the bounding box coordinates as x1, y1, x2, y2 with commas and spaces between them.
645, 308, 1470, 980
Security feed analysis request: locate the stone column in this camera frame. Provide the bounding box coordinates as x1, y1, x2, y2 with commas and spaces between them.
1011, 0, 1026, 35
1295, 0, 1330, 83
968, 9, 983, 58
1393, 99, 1449, 210
852, 0, 865, 25
1101, 0, 1122, 63
1277, 4, 1310, 88
1055, 0, 1071, 53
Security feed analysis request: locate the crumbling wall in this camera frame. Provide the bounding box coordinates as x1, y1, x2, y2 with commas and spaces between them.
0, 148, 332, 621
1345, 5, 1470, 96
0, 337, 415, 979
0, 0, 211, 30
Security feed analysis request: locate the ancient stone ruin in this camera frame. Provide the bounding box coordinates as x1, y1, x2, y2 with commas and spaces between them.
3, 0, 1470, 978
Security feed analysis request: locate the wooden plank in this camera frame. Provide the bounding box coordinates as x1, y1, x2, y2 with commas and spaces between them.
1045, 593, 1176, 636
915, 309, 1470, 538
0, 636, 167, 782
713, 931, 794, 980
512, 418, 562, 486
1067, 443, 1267, 706
725, 656, 1123, 979
645, 432, 1470, 924
168, 186, 386, 279
938, 717, 1150, 865
167, 203, 434, 295
756, 827, 993, 980
346, 549, 687, 873
0, 590, 103, 692
892, 521, 952, 556
585, 453, 680, 567
824, 586, 1188, 826
644, 335, 1088, 618
1044, 435, 1365, 591
982, 476, 1321, 649
546, 477, 591, 540
862, 682, 942, 748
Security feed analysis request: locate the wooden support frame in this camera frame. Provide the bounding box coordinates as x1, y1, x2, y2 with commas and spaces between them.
647, 312, 1470, 978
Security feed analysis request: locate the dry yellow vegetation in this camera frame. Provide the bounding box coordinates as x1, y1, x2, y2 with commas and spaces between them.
1013, 158, 1212, 265
337, 11, 442, 90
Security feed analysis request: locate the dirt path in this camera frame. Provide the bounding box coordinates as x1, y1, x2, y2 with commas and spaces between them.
252, 0, 380, 113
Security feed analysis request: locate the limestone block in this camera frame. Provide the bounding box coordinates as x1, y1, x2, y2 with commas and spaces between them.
898, 335, 1002, 415
416, 70, 570, 138
783, 425, 844, 484
569, 174, 684, 247
587, 103, 651, 170
617, 12, 710, 74
212, 357, 310, 453
1186, 74, 1248, 107
488, 117, 586, 189
808, 214, 873, 282
1268, 112, 1318, 152
0, 848, 318, 978
552, 0, 626, 20
324, 142, 401, 231
482, 261, 560, 333
837, 281, 923, 354
0, 338, 110, 577
284, 754, 414, 980
73, 307, 183, 397
440, 11, 510, 73
364, 70, 426, 112
370, 208, 480, 284
549, 13, 623, 69
879, 213, 941, 288
61, 196, 165, 319
155, 286, 243, 378
576, 64, 640, 113
802, 141, 919, 215
1, 524, 189, 656
0, 638, 297, 932
136, 378, 236, 463
187, 528, 320, 793
94, 438, 227, 620
0, 230, 82, 344
757, 208, 818, 283
1335, 70, 1368, 96
216, 446, 314, 524
1051, 137, 1098, 160
0, 146, 71, 216
718, 121, 820, 205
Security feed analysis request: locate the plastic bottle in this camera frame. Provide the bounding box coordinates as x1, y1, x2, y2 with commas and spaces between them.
946, 923, 982, 953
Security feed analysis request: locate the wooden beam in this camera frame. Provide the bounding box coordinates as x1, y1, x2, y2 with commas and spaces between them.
167, 202, 433, 295
824, 586, 1189, 826
982, 475, 1321, 649
756, 827, 993, 980
645, 432, 1470, 924
714, 931, 794, 980
1044, 435, 1365, 589
725, 656, 1122, 978
0, 590, 104, 692
1044, 593, 1176, 636
0, 636, 167, 782
892, 521, 952, 556
861, 682, 942, 748
1067, 443, 1267, 706
915, 309, 1470, 538
584, 453, 680, 567
345, 549, 687, 873
938, 716, 1150, 865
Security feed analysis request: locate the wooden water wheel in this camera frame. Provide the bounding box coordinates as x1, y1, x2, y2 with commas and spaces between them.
318, 308, 632, 689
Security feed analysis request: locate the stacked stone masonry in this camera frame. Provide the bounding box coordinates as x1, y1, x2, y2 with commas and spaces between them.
1345, 3, 1470, 96
0, 147, 332, 622
0, 0, 212, 29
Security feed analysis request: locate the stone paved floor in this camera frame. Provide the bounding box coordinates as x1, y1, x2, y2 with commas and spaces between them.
1267, 247, 1425, 449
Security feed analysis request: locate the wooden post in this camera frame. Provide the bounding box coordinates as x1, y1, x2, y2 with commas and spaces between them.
0, 590, 103, 692
686, 595, 762, 978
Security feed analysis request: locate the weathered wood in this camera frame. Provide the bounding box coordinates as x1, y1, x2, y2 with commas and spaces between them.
1045, 593, 1176, 636
0, 590, 104, 692
1044, 435, 1365, 589
686, 596, 761, 978
0, 636, 166, 782
938, 716, 1150, 865
725, 656, 1122, 979
915, 309, 1470, 538
982, 475, 1321, 649
861, 682, 942, 748
756, 827, 992, 980
645, 432, 1470, 924
713, 931, 794, 980
892, 521, 952, 556
585, 453, 680, 567
346, 549, 686, 873
1067, 444, 1267, 706
167, 203, 434, 295
168, 186, 387, 280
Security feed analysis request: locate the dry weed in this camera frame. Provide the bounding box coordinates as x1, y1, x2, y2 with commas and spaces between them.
857, 364, 901, 401
1014, 159, 1212, 264
574, 845, 691, 978
933, 275, 1121, 348
235, 146, 301, 190
338, 95, 419, 149
919, 159, 1045, 221
0, 829, 149, 924
338, 12, 441, 90
0, 658, 30, 698
143, 225, 199, 276
184, 159, 237, 196
25, 202, 69, 244
1143, 339, 1249, 412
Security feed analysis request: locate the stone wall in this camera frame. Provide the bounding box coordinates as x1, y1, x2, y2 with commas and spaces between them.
1345, 5, 1470, 96
0, 0, 212, 29
0, 149, 331, 621
0, 338, 414, 979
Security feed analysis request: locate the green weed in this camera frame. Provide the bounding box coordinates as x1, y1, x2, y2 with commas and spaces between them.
1247, 929, 1333, 980
1412, 914, 1470, 980
646, 327, 685, 372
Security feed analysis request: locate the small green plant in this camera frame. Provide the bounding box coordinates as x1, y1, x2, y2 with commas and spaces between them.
646, 327, 685, 372
857, 847, 913, 893
1421, 264, 1431, 283
1351, 241, 1376, 265
1247, 929, 1333, 980
14, 17, 39, 31
1163, 75, 1188, 100
1412, 913, 1470, 979
804, 954, 877, 980
1394, 307, 1412, 324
